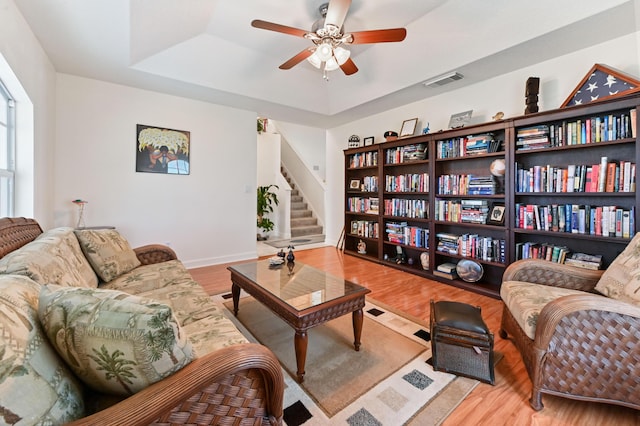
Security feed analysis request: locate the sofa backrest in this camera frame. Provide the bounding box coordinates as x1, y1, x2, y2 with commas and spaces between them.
0, 217, 43, 258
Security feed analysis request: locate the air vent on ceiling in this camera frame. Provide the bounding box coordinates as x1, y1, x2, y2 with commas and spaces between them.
423, 72, 464, 88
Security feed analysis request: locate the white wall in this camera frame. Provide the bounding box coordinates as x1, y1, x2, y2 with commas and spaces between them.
325, 33, 640, 246
0, 0, 57, 228
274, 121, 326, 182
54, 74, 258, 267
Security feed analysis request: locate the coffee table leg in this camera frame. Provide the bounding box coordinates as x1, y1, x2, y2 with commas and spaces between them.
231, 283, 240, 316
352, 308, 364, 351
294, 330, 308, 382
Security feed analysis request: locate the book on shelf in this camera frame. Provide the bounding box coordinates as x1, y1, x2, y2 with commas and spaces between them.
433, 270, 457, 280
436, 262, 458, 273
434, 262, 458, 279
564, 252, 603, 270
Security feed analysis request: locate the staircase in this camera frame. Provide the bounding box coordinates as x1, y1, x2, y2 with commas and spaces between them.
282, 169, 323, 238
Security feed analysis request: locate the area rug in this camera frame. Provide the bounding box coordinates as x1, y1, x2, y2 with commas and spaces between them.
213, 293, 499, 425
263, 234, 325, 249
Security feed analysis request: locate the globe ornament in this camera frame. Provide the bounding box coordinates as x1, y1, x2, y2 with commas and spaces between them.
490, 159, 506, 177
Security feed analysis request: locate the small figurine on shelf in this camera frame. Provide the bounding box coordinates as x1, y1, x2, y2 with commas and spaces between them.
286, 245, 295, 262
357, 239, 367, 254
277, 248, 286, 259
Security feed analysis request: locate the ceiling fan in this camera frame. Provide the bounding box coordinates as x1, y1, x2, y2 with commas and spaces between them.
251, 0, 407, 79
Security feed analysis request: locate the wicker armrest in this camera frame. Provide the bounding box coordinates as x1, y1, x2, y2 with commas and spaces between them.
535, 293, 640, 349
134, 244, 178, 265
502, 259, 603, 292
67, 343, 284, 426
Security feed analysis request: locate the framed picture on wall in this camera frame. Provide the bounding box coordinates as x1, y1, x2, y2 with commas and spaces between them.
136, 124, 191, 175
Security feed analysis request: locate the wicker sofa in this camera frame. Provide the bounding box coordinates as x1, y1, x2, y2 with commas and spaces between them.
0, 217, 284, 425
499, 242, 640, 411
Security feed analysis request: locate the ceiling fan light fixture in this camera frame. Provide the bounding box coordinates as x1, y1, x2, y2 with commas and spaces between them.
315, 41, 334, 62
307, 45, 349, 71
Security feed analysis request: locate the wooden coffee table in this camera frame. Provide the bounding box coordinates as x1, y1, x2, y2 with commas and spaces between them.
228, 259, 371, 382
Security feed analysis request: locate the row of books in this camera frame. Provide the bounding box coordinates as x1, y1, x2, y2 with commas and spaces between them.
436, 133, 502, 159
515, 110, 636, 150
385, 144, 427, 164
437, 174, 497, 195
458, 234, 506, 263
435, 199, 490, 224
515, 203, 635, 238
515, 158, 636, 193
384, 173, 429, 192
385, 221, 429, 248
347, 197, 379, 214
360, 176, 378, 192
515, 242, 603, 270
349, 151, 378, 168
383, 198, 428, 219
435, 232, 506, 263
349, 220, 379, 239
549, 111, 635, 146
516, 241, 570, 262
515, 125, 550, 150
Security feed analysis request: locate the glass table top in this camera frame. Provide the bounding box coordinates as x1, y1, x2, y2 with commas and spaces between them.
229, 260, 368, 311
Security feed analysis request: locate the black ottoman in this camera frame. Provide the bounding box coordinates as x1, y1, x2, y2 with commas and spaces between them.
430, 299, 495, 385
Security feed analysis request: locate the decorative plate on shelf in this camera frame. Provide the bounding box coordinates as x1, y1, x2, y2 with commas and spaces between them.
456, 259, 483, 282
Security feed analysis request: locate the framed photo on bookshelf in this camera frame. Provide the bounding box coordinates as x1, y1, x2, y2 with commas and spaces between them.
486, 203, 506, 225
349, 179, 361, 190
364, 136, 374, 146
400, 118, 418, 137
448, 110, 473, 129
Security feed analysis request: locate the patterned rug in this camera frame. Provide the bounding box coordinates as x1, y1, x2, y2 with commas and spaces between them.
213, 293, 496, 425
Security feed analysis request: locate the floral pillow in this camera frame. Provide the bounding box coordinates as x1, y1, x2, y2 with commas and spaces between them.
0, 276, 84, 423
74, 229, 141, 282
38, 285, 195, 396
595, 232, 640, 304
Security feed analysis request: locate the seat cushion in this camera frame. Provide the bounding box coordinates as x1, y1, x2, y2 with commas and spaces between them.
38, 284, 194, 396
595, 232, 640, 304
74, 228, 141, 282
102, 260, 249, 355
0, 275, 85, 423
500, 281, 588, 339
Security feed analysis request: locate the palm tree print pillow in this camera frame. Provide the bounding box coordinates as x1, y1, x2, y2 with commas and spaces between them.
38, 285, 195, 396
595, 232, 640, 304
74, 229, 141, 283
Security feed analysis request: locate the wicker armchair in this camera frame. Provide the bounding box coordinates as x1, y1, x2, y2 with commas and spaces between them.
499, 259, 640, 411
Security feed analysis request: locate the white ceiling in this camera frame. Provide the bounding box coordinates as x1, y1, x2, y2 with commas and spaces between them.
14, 0, 638, 128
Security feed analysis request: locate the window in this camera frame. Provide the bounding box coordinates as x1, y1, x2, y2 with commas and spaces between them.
0, 80, 15, 217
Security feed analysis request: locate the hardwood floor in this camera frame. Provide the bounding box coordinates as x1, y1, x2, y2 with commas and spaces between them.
189, 246, 640, 426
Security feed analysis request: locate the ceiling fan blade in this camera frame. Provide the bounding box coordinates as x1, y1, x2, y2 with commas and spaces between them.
279, 49, 314, 70
325, 0, 352, 28
340, 58, 358, 76
251, 19, 308, 38
348, 28, 407, 44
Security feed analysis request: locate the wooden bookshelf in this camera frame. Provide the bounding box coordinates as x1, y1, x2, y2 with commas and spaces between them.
343, 94, 640, 299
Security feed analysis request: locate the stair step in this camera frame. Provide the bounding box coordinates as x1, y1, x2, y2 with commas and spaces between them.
291, 195, 303, 203
291, 209, 312, 218
291, 202, 307, 210
291, 225, 324, 238
291, 217, 317, 227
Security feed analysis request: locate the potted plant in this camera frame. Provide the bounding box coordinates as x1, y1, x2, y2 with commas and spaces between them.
257, 184, 279, 240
